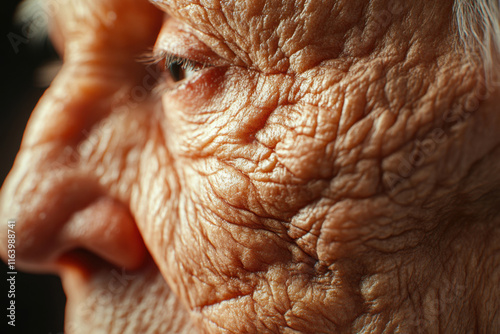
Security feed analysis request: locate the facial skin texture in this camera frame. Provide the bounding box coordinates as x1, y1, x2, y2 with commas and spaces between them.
1, 0, 500, 332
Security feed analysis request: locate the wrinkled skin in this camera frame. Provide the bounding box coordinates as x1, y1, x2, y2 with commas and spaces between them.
1, 0, 500, 332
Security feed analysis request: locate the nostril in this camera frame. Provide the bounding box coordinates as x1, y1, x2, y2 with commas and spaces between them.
58, 197, 147, 271
59, 248, 113, 278
9, 193, 147, 274
0, 152, 147, 274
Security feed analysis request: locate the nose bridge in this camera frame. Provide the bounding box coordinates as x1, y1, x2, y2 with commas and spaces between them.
22, 60, 122, 149
0, 59, 147, 273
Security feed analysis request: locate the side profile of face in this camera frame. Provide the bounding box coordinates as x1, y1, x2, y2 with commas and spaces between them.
1, 0, 500, 332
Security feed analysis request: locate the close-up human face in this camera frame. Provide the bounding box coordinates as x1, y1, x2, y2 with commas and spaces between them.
1, 0, 500, 333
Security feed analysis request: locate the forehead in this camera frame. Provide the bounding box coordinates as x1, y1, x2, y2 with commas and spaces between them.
152, 0, 372, 72
43, 0, 455, 73
151, 0, 366, 27
150, 0, 455, 73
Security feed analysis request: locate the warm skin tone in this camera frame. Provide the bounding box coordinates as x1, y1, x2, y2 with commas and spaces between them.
1, 0, 500, 332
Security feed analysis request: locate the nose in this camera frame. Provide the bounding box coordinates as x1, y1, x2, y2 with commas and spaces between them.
0, 57, 147, 274
0, 0, 163, 275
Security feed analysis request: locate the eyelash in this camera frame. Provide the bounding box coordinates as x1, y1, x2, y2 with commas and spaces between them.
138, 50, 210, 94
164, 53, 205, 72
140, 50, 208, 75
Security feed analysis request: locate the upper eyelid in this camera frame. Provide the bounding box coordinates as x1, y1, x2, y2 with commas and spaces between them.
139, 49, 198, 63
138, 51, 209, 71
161, 53, 208, 71
154, 38, 229, 67
154, 15, 234, 67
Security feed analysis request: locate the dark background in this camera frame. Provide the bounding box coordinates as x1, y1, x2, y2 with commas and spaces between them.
2, 0, 66, 333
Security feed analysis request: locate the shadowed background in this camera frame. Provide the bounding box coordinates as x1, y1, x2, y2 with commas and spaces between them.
2, 0, 65, 333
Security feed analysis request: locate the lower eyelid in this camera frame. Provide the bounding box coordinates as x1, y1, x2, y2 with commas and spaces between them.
161, 66, 229, 109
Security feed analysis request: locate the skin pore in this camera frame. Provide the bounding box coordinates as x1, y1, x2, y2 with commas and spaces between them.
1, 0, 500, 333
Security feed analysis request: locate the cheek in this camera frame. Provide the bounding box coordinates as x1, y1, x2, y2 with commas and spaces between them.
156, 70, 333, 226
161, 68, 285, 157
160, 66, 232, 153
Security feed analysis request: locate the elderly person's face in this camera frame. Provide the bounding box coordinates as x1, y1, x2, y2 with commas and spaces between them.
2, 0, 500, 332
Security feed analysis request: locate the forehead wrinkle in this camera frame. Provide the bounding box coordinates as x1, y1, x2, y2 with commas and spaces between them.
150, 0, 372, 73
150, 0, 270, 68
148, 0, 456, 75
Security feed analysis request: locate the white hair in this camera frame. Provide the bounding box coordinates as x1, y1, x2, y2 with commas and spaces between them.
454, 0, 500, 78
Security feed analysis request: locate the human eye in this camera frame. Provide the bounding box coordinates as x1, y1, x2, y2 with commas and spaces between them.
149, 51, 209, 81
162, 53, 206, 82
140, 50, 212, 93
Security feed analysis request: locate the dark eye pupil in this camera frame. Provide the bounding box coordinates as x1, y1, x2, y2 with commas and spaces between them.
168, 61, 184, 82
